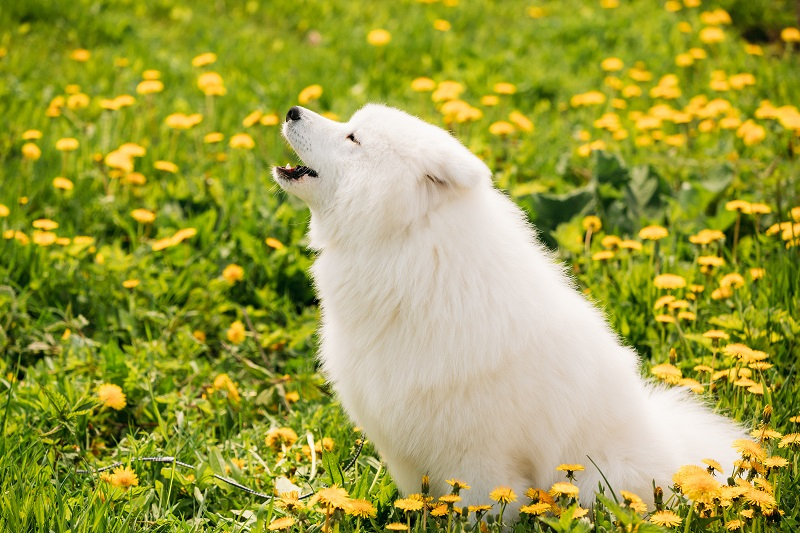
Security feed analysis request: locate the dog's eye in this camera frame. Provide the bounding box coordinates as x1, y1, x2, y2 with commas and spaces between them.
347, 133, 360, 145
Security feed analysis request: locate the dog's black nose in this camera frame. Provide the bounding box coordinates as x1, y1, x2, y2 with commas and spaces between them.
286, 106, 302, 122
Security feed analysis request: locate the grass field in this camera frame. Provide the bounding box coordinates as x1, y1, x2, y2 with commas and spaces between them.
1, 0, 799, 531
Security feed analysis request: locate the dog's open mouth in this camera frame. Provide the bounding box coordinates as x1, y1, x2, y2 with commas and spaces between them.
274, 164, 318, 180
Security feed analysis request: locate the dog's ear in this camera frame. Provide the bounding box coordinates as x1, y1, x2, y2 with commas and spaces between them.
420, 138, 492, 190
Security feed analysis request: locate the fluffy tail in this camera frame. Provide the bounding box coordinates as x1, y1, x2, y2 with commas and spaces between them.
648, 385, 748, 480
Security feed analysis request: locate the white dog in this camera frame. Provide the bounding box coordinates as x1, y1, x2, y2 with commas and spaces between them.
273, 104, 745, 515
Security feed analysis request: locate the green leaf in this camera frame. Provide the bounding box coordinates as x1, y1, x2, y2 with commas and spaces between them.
529, 184, 596, 231
322, 449, 344, 487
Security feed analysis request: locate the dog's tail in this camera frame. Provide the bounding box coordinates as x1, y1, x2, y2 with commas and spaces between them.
647, 385, 748, 480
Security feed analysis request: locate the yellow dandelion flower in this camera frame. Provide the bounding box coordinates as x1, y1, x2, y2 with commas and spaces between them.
650, 510, 682, 527
104, 150, 134, 173
109, 466, 138, 489
136, 80, 164, 95
745, 489, 777, 511
439, 494, 462, 504
679, 471, 721, 503
227, 320, 246, 344
32, 231, 57, 246
778, 433, 800, 449
267, 516, 295, 531
385, 523, 408, 531
433, 19, 451, 31
32, 219, 58, 231
445, 478, 472, 490
700, 26, 725, 43
489, 121, 515, 136
689, 229, 725, 244
494, 82, 517, 95
570, 91, 606, 107
429, 504, 449, 517
70, 48, 91, 61
679, 377, 703, 392
781, 27, 800, 42
154, 160, 179, 173
222, 264, 244, 283
702, 458, 724, 474
97, 383, 127, 410
346, 499, 377, 518
122, 279, 140, 289
123, 172, 147, 185
520, 502, 551, 515
165, 113, 201, 129
192, 52, 217, 67
654, 295, 676, 310
22, 129, 42, 141
592, 250, 615, 261
733, 439, 765, 460
50, 177, 74, 191
131, 209, 156, 224
298, 84, 323, 105
367, 29, 391, 46
229, 133, 255, 149
509, 110, 533, 132
582, 215, 602, 232
619, 239, 642, 251
0, 204, 8, 218
653, 274, 687, 290
703, 330, 730, 342
204, 132, 224, 144
601, 57, 624, 72
242, 110, 262, 128
652, 363, 682, 383
763, 456, 789, 469
549, 482, 579, 499
620, 490, 647, 513
719, 273, 745, 289
556, 464, 585, 474
639, 225, 668, 240
67, 93, 90, 110
266, 427, 298, 449
266, 237, 285, 250
197, 72, 226, 95
411, 77, 436, 92
55, 138, 79, 152
725, 200, 751, 213
711, 286, 732, 300
310, 486, 350, 510
601, 235, 620, 248
489, 486, 517, 503
432, 80, 464, 101
698, 255, 725, 267
260, 113, 280, 126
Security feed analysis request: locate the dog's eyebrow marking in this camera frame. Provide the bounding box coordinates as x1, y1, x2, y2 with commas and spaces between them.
346, 132, 360, 145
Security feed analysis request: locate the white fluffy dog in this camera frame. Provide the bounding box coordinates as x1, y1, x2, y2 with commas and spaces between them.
273, 104, 745, 515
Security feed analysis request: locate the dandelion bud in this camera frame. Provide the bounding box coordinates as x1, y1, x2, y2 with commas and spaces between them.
669, 347, 677, 364
486, 514, 495, 525
421, 475, 430, 495
461, 506, 469, 519
653, 486, 663, 510
763, 404, 772, 423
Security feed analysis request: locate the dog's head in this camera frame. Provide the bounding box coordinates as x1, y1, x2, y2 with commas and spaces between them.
273, 104, 491, 247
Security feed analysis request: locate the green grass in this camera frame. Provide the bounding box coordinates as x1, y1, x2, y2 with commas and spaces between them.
1, 0, 799, 531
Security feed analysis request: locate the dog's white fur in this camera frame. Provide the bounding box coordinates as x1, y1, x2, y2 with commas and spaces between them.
273, 104, 745, 516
